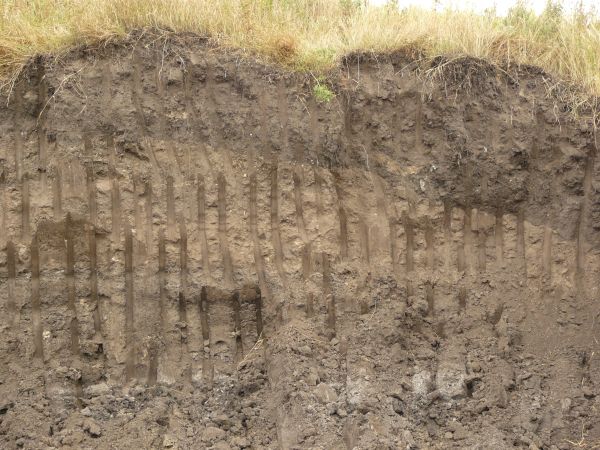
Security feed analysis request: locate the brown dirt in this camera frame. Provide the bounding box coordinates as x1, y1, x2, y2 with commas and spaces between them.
0, 32, 599, 449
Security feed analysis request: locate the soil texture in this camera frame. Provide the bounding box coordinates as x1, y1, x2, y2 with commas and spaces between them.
0, 32, 599, 449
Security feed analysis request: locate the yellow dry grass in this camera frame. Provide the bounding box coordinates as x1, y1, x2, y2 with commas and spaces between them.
0, 0, 599, 98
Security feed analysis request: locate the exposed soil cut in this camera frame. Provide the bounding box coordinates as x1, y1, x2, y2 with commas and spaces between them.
0, 32, 599, 449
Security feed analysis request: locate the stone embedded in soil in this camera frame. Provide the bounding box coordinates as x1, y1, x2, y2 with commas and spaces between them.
448, 420, 469, 440
202, 426, 227, 443
294, 344, 312, 356
436, 361, 467, 399
402, 430, 416, 449
491, 384, 509, 408
84, 382, 111, 397
412, 370, 433, 397
0, 401, 13, 414
230, 436, 250, 448
163, 434, 177, 448
83, 419, 102, 437
212, 414, 233, 430
305, 367, 320, 385
313, 383, 338, 404
583, 386, 596, 398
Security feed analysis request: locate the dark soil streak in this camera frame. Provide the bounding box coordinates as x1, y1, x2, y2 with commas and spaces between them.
53, 168, 62, 220
110, 173, 121, 244
6, 241, 17, 326
323, 253, 336, 338
232, 291, 244, 362
476, 212, 487, 273
249, 172, 269, 303
218, 173, 234, 287
65, 214, 81, 359
389, 216, 399, 279
270, 163, 286, 283
542, 225, 552, 280
199, 286, 213, 384
575, 153, 594, 297
425, 216, 434, 270
86, 167, 97, 225
30, 235, 44, 362
88, 224, 102, 338
443, 200, 452, 269
292, 168, 307, 243
145, 180, 153, 256
166, 175, 176, 241
463, 207, 473, 273
517, 209, 527, 279
124, 227, 135, 381
65, 214, 83, 402
13, 81, 24, 181
403, 211, 415, 297
21, 174, 30, 241
495, 207, 504, 267
36, 63, 48, 173
197, 175, 211, 278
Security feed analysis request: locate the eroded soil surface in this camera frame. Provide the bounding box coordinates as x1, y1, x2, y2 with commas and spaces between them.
0, 32, 599, 449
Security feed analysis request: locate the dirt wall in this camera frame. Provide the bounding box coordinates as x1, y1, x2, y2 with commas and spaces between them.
0, 32, 599, 449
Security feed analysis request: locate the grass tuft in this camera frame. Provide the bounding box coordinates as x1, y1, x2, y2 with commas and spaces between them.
313, 81, 335, 103
0, 0, 599, 102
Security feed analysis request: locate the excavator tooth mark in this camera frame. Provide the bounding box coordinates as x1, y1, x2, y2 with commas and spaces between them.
124, 227, 135, 381
31, 234, 44, 362
218, 173, 234, 287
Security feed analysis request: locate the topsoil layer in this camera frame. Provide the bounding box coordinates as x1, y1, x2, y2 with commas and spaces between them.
0, 32, 599, 449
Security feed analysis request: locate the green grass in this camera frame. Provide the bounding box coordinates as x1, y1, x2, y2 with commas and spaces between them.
313, 82, 335, 103
0, 0, 599, 104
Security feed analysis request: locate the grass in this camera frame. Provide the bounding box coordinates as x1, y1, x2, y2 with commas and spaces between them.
313, 81, 336, 103
0, 0, 599, 101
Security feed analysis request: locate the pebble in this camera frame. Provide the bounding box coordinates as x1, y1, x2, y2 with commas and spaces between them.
83, 419, 102, 437
337, 407, 348, 417
469, 361, 482, 373
231, 436, 250, 448
130, 385, 146, 396
314, 383, 338, 404
163, 434, 176, 448
296, 345, 312, 356
202, 426, 226, 442
212, 414, 232, 430
560, 398, 572, 412
324, 359, 339, 369
450, 423, 468, 441
0, 401, 13, 414
306, 367, 320, 386
403, 430, 416, 449
583, 386, 596, 399
436, 362, 467, 399
412, 370, 433, 397
84, 383, 111, 397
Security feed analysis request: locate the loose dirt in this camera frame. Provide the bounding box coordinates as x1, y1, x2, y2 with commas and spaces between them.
0, 32, 599, 449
